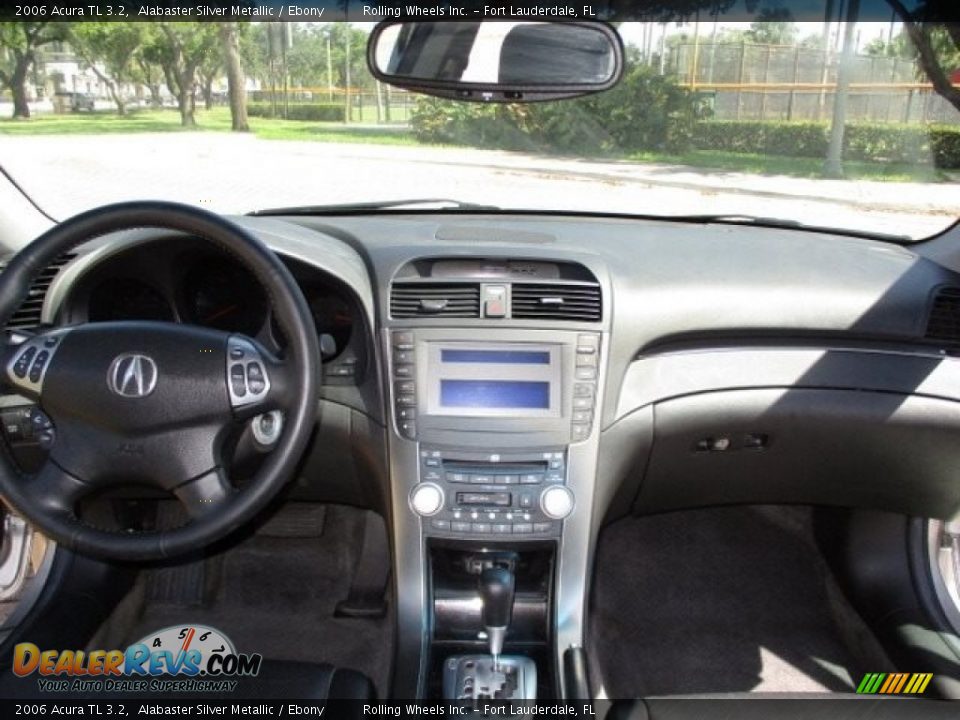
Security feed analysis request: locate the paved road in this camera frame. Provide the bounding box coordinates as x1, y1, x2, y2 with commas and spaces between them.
1, 132, 957, 239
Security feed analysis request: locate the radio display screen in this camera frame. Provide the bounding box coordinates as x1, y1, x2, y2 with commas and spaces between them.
425, 342, 561, 418
440, 349, 550, 365
440, 380, 550, 409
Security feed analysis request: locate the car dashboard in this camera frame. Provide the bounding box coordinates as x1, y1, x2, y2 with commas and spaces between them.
4, 210, 960, 697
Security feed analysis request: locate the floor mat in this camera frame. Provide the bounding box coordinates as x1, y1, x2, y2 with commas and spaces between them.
91, 504, 392, 696
590, 506, 891, 697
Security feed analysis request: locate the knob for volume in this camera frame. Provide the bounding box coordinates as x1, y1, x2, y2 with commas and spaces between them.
540, 485, 574, 520
410, 483, 444, 516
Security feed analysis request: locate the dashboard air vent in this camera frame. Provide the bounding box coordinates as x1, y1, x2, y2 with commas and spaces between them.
511, 282, 602, 322
926, 287, 960, 344
391, 282, 481, 319
1, 253, 76, 332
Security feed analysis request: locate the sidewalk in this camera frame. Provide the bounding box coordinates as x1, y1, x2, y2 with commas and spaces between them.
317, 141, 960, 216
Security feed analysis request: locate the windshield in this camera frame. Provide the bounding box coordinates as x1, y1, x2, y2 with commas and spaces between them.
1, 18, 958, 240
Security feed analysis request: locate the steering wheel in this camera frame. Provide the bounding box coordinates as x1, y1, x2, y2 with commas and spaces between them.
0, 201, 319, 561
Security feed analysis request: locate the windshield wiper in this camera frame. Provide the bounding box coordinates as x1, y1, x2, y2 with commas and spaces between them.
666, 214, 914, 243
250, 198, 500, 216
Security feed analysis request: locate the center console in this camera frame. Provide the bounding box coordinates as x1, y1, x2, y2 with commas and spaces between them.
383, 258, 608, 701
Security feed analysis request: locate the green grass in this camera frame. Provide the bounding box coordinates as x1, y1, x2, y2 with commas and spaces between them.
0, 107, 416, 145
1, 107, 951, 182
626, 148, 951, 183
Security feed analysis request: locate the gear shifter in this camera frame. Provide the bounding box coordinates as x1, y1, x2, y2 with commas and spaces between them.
480, 566, 515, 668
442, 563, 535, 701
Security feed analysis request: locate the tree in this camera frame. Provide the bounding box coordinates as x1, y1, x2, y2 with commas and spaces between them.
744, 13, 798, 46
197, 46, 221, 111
886, 0, 960, 113
133, 51, 165, 108
0, 22, 66, 118
144, 23, 219, 126
799, 32, 827, 50
218, 22, 248, 131
68, 23, 145, 116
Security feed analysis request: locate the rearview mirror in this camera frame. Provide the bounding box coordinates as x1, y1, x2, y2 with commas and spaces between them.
367, 21, 623, 102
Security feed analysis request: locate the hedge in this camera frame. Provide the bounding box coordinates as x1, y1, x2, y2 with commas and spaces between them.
410, 64, 709, 155
693, 120, 960, 169
247, 102, 346, 122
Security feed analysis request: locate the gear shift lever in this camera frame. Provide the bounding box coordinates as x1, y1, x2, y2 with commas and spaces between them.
480, 566, 515, 668
442, 563, 534, 701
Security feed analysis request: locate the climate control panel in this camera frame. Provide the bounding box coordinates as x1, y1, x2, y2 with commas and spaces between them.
410, 446, 573, 539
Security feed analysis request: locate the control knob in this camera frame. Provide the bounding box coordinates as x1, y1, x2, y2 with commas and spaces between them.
410, 483, 444, 516
540, 485, 575, 520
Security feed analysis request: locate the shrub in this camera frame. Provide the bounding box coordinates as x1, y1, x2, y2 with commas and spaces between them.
410, 64, 706, 155
247, 102, 345, 122
693, 121, 828, 157
931, 126, 960, 169
692, 120, 960, 168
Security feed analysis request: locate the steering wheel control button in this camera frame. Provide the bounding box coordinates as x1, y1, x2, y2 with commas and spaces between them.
226, 336, 271, 409
411, 483, 444, 516
230, 364, 247, 396
247, 362, 266, 393
28, 351, 50, 383
30, 409, 53, 433
12, 347, 36, 378
540, 485, 575, 520
6, 330, 69, 396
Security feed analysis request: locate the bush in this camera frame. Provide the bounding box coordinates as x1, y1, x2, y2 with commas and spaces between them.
692, 120, 960, 168
247, 102, 345, 122
693, 121, 828, 157
410, 64, 707, 155
931, 126, 960, 169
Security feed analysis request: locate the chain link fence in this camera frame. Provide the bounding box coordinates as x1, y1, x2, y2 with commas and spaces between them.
672, 43, 959, 124
249, 87, 416, 124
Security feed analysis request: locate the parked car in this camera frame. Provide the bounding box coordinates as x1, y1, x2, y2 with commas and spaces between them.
67, 92, 95, 113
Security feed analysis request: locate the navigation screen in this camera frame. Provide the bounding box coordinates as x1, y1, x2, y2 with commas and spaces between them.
440, 380, 550, 409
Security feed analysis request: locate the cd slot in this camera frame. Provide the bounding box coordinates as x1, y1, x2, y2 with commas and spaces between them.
442, 461, 549, 486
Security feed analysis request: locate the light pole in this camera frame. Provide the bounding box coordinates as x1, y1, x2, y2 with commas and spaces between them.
344, 26, 352, 123
326, 31, 333, 102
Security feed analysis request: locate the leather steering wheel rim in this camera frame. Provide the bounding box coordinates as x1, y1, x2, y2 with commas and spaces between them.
0, 201, 319, 561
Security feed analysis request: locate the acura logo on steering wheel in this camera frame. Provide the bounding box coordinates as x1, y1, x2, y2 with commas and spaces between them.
107, 353, 159, 398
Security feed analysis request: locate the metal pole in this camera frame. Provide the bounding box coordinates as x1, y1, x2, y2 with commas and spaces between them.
787, 46, 800, 121
344, 27, 351, 123
824, 0, 860, 178
326, 34, 333, 102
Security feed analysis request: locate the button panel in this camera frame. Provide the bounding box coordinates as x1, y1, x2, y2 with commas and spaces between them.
391, 331, 417, 439
419, 447, 566, 539
571, 333, 600, 442
1, 405, 55, 449
5, 330, 70, 396
226, 337, 271, 409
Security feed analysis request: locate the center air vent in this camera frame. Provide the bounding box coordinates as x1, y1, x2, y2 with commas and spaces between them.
926, 287, 960, 344
511, 282, 602, 322
390, 282, 481, 319
1, 253, 76, 332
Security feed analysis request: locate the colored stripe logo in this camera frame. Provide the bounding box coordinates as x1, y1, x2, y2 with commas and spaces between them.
856, 672, 933, 694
